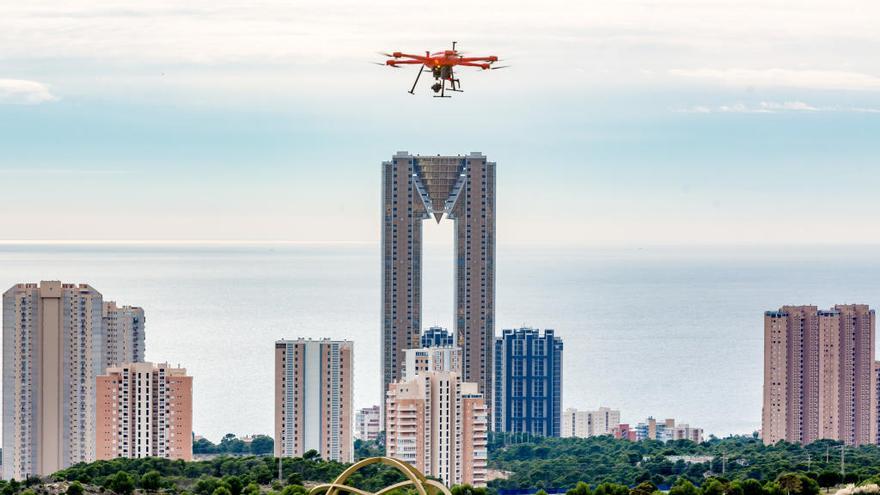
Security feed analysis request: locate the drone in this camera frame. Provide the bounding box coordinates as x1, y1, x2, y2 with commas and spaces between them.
375, 42, 507, 97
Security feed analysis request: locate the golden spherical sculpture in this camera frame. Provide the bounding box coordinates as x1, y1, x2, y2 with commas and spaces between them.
308, 457, 452, 495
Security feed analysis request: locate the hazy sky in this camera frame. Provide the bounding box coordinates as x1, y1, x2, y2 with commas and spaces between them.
2, 0, 880, 244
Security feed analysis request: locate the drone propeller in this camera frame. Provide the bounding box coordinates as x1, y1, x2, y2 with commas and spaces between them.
371, 61, 400, 68
376, 51, 395, 58
490, 65, 510, 70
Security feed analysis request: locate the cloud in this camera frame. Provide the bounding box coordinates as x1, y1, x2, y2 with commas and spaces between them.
669, 68, 880, 91
0, 79, 58, 104
675, 101, 880, 114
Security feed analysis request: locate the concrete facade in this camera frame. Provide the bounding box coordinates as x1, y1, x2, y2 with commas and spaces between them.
633, 417, 703, 443
274, 339, 353, 462
404, 346, 462, 381
381, 152, 496, 409
385, 342, 487, 487
561, 407, 620, 438
96, 362, 192, 460
355, 405, 381, 442
385, 372, 488, 487
102, 301, 145, 367
3, 282, 105, 479
762, 305, 876, 446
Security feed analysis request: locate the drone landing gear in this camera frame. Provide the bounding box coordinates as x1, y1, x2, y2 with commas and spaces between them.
432, 79, 453, 98
408, 64, 425, 95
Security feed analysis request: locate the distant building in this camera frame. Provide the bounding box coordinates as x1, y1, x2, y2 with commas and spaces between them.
404, 346, 462, 380
633, 417, 703, 443
102, 301, 145, 366
3, 282, 119, 479
494, 328, 563, 436
562, 407, 620, 438
421, 326, 454, 348
613, 423, 636, 441
274, 339, 353, 462
762, 305, 875, 446
382, 153, 496, 410
355, 406, 381, 442
96, 362, 192, 460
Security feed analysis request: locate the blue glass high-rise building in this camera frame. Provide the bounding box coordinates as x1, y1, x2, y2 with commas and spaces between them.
494, 327, 563, 436
421, 326, 454, 348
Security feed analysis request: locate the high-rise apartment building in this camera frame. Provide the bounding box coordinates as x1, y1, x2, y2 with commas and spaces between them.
404, 346, 462, 380
421, 326, 454, 348
385, 373, 488, 486
874, 361, 880, 445
3, 282, 105, 479
2, 281, 146, 479
96, 362, 192, 460
762, 305, 876, 446
102, 301, 145, 366
274, 339, 353, 462
494, 328, 563, 436
562, 407, 621, 438
386, 343, 487, 486
381, 152, 496, 407
355, 405, 382, 442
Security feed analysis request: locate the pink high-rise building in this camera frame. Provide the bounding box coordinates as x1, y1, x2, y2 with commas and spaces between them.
96, 362, 192, 460
763, 305, 876, 446
274, 339, 353, 462
385, 346, 487, 487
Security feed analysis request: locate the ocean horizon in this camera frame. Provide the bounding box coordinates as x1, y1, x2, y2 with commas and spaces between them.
3, 241, 880, 443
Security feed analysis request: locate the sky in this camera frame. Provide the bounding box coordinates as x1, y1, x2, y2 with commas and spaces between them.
2, 0, 880, 244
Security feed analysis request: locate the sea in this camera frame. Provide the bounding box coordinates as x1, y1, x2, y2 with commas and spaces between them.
2, 242, 879, 443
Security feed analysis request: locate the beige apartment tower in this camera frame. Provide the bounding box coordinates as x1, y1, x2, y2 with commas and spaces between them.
382, 152, 496, 408
762, 305, 876, 446
385, 373, 488, 487
102, 301, 145, 366
385, 345, 488, 487
562, 407, 621, 438
96, 362, 192, 460
2, 282, 106, 479
274, 339, 353, 462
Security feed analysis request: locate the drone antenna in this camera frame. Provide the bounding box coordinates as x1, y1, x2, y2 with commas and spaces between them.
452, 41, 457, 51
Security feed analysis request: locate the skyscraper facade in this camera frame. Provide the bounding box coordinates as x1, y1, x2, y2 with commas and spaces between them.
494, 328, 563, 436
381, 152, 496, 406
96, 362, 192, 460
386, 342, 488, 486
404, 346, 462, 380
102, 301, 145, 366
385, 373, 488, 486
274, 339, 353, 462
875, 361, 880, 445
762, 305, 876, 446
3, 281, 105, 479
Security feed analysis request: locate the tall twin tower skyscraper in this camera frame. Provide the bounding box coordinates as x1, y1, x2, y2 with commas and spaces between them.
381, 152, 496, 405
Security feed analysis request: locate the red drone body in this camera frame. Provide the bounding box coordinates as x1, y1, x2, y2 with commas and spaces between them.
376, 42, 506, 97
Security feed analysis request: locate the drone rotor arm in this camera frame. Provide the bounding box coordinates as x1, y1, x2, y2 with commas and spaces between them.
457, 56, 498, 62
